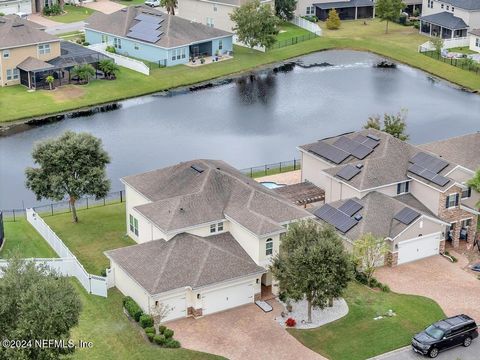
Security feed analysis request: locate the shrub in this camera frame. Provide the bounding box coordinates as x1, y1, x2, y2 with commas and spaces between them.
124, 298, 143, 322
122, 296, 133, 307
325, 9, 340, 30
153, 334, 166, 346
43, 4, 62, 16
163, 328, 174, 339
398, 14, 407, 25
146, 332, 155, 342
83, 42, 90, 46
144, 326, 155, 334
139, 314, 154, 328
100, 268, 107, 277
354, 271, 369, 285
380, 284, 390, 293
164, 339, 181, 348
369, 277, 380, 288
285, 317, 296, 327
106, 46, 116, 53
0, 12, 5, 16
158, 325, 167, 334
278, 291, 287, 303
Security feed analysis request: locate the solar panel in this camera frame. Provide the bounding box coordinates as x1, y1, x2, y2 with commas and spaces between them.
336, 165, 361, 181
353, 134, 380, 149
191, 164, 205, 173
408, 158, 450, 187
333, 136, 373, 160
431, 174, 450, 187
127, 12, 164, 43
394, 207, 420, 225
308, 142, 350, 164
314, 204, 359, 233
367, 134, 380, 142
410, 152, 449, 173
135, 13, 163, 23
338, 199, 363, 216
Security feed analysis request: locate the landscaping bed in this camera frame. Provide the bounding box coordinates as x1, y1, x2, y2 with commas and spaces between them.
288, 282, 445, 360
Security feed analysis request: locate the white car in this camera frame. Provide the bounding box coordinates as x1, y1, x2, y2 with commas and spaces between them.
144, 0, 160, 7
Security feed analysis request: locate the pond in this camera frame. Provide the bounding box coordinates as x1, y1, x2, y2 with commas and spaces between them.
1, 50, 480, 209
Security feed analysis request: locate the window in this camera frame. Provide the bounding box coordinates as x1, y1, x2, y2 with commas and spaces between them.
477, 38, 480, 47
210, 223, 216, 233
446, 5, 449, 10
219, 40, 223, 50
129, 214, 139, 236
6, 69, 19, 81
114, 38, 122, 49
134, 43, 139, 50
461, 187, 471, 199
396, 181, 409, 195
101, 35, 109, 44
306, 6, 315, 15
217, 221, 224, 231
210, 222, 224, 233
213, 4, 217, 11
38, 44, 51, 55
266, 238, 273, 256
206, 17, 214, 27
461, 218, 472, 228
171, 48, 186, 61
452, 7, 454, 12
446, 193, 458, 208
2, 50, 10, 58
441, 3, 444, 8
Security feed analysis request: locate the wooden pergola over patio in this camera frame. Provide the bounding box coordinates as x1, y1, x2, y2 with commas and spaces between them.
274, 182, 325, 207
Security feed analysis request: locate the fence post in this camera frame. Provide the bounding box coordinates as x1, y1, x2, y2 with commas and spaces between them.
13, 209, 15, 222
120, 190, 123, 203
250, 168, 253, 178
103, 198, 106, 206
51, 204, 54, 216
86, 197, 89, 209
264, 165, 267, 176
280, 162, 282, 173
294, 159, 297, 170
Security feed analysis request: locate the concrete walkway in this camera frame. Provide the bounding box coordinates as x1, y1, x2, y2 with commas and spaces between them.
168, 301, 326, 360
27, 13, 62, 27
27, 14, 85, 34
376, 255, 480, 321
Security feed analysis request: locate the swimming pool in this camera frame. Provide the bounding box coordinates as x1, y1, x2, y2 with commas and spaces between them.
260, 182, 286, 189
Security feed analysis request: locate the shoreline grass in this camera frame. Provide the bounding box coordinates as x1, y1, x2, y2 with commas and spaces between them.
1, 19, 479, 124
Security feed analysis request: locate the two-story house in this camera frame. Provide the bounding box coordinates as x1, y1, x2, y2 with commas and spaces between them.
105, 159, 311, 321
299, 129, 479, 265
420, 0, 480, 41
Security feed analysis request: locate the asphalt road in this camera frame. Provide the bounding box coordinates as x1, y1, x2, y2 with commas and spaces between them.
371, 339, 480, 360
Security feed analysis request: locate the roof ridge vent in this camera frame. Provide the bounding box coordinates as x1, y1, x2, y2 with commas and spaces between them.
355, 163, 363, 169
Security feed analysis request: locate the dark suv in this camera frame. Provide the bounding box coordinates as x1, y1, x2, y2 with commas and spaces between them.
412, 314, 478, 358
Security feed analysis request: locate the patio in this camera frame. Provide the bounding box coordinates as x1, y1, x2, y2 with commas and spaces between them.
186, 54, 233, 67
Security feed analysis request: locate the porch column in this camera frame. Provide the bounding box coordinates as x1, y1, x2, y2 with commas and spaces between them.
28, 71, 31, 89
355, 6, 358, 20
429, 23, 432, 36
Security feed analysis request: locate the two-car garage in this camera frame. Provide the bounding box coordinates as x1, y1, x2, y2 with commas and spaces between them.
201, 281, 255, 316
397, 232, 442, 265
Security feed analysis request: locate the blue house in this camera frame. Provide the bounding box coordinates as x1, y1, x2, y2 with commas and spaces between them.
85, 6, 233, 67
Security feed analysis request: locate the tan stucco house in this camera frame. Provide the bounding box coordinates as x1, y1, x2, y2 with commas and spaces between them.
176, 0, 274, 32
299, 129, 479, 265
105, 159, 311, 322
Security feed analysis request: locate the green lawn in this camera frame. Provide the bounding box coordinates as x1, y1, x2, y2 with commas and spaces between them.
449, 46, 478, 55
276, 22, 312, 42
0, 218, 57, 259
289, 282, 445, 360
58, 31, 85, 42
47, 5, 95, 23
70, 280, 224, 360
115, 0, 146, 6
1, 19, 480, 123
43, 203, 133, 275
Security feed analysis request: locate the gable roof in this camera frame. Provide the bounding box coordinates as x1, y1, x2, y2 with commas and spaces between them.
420, 12, 468, 30
312, 191, 445, 242
17, 56, 54, 72
314, 0, 374, 10
441, 0, 480, 10
85, 6, 232, 49
0, 15, 58, 49
418, 132, 480, 172
105, 232, 265, 295
470, 29, 480, 36
123, 159, 311, 236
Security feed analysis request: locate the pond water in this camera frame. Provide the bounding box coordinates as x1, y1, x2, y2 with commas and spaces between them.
1, 50, 480, 209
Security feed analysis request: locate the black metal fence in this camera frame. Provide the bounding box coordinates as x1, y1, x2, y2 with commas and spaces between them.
239, 159, 301, 178
0, 212, 4, 247
270, 33, 318, 50
422, 51, 480, 75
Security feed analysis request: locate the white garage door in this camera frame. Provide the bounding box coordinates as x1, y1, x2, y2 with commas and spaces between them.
160, 294, 187, 322
202, 282, 254, 315
397, 232, 441, 265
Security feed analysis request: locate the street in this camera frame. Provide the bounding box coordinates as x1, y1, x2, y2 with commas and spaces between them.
371, 339, 480, 360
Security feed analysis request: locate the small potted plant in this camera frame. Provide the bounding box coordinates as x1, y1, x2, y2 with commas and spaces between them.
200, 56, 205, 65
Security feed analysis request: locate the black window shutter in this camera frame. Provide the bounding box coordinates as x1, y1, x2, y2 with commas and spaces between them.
455, 193, 459, 206
397, 183, 401, 195
406, 181, 409, 193
445, 196, 449, 208
468, 187, 472, 197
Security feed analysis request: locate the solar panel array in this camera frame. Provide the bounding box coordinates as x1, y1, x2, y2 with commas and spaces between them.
408, 152, 450, 187
127, 12, 164, 43
314, 199, 363, 233
336, 164, 361, 181
393, 207, 420, 225
191, 164, 205, 173
308, 134, 380, 165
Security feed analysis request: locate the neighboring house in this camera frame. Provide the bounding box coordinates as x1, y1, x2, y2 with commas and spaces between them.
85, 6, 233, 66
298, 129, 479, 261
0, 14, 110, 88
294, 0, 375, 21
0, 0, 32, 15
105, 159, 311, 321
469, 28, 480, 51
312, 191, 448, 266
419, 0, 480, 40
176, 0, 274, 33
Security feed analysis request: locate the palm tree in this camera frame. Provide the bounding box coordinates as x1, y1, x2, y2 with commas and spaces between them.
160, 0, 178, 15
45, 75, 55, 90
98, 59, 120, 80
71, 64, 96, 84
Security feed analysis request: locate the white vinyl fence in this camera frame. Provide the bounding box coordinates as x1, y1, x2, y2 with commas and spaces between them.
88, 43, 150, 76
1, 209, 109, 297
290, 16, 322, 36
419, 37, 470, 52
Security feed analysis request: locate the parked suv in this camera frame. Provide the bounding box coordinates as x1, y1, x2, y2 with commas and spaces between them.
412, 314, 478, 358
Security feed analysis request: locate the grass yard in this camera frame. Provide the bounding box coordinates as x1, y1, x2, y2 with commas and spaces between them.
70, 280, 224, 360
47, 5, 95, 23
449, 46, 478, 55
43, 203, 133, 275
289, 282, 445, 360
58, 31, 85, 42
1, 19, 480, 123
115, 0, 146, 6
0, 218, 57, 259
276, 22, 312, 42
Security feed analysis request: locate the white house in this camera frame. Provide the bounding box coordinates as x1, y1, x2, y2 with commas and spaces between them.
105, 159, 311, 321
176, 0, 274, 32
0, 0, 32, 15
469, 28, 480, 51
299, 129, 480, 264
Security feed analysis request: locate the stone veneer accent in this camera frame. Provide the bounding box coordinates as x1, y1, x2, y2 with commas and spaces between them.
438, 185, 478, 248
439, 239, 446, 253
254, 293, 261, 301
385, 251, 398, 267
187, 307, 203, 318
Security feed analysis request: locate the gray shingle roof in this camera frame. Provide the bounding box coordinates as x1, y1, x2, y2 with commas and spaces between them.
442, 0, 480, 10
470, 29, 480, 36
0, 15, 58, 49
312, 191, 443, 242
420, 12, 468, 30
123, 159, 311, 236
418, 132, 480, 171
300, 129, 461, 191
17, 56, 54, 71
85, 6, 232, 49
314, 0, 374, 9
105, 232, 265, 295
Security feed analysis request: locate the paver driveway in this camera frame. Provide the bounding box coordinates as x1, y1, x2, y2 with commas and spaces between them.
376, 255, 480, 321
168, 301, 325, 360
